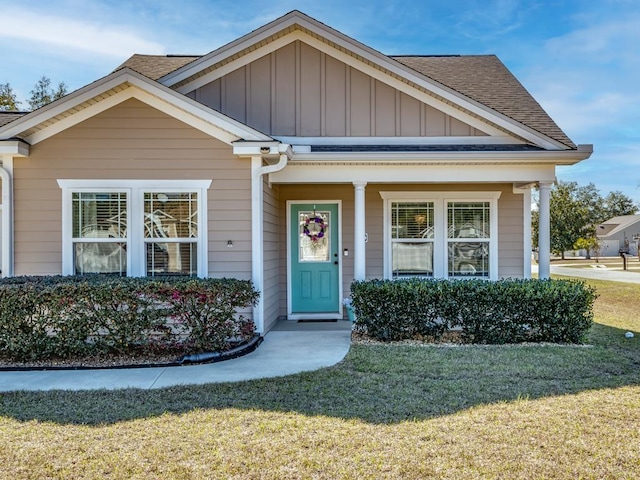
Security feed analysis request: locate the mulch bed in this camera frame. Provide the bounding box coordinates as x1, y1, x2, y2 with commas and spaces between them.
0, 352, 186, 369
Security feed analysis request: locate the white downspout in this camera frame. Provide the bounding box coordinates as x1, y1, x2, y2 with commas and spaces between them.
0, 162, 13, 277
251, 147, 289, 333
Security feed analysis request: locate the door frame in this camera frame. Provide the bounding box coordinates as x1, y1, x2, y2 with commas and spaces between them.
286, 199, 343, 320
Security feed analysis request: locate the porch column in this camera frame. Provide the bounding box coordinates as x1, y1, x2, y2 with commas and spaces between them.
538, 181, 552, 279
0, 156, 14, 278
353, 181, 367, 281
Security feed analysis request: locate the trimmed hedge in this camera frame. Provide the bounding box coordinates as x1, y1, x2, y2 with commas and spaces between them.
0, 276, 259, 361
350, 278, 597, 344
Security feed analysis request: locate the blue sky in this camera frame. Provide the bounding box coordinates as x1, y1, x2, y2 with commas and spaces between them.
2, 0, 638, 202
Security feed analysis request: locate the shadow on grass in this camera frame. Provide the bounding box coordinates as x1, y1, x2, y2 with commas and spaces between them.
1, 324, 639, 426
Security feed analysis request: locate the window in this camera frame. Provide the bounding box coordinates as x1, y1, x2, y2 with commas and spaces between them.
72, 192, 127, 275
382, 192, 500, 280
298, 209, 331, 262
390, 202, 434, 278
59, 180, 211, 277
144, 192, 198, 276
447, 202, 490, 278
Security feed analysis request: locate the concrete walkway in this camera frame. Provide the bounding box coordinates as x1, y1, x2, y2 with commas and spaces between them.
534, 264, 640, 284
0, 320, 352, 392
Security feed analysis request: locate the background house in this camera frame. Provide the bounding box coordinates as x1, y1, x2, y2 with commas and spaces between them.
597, 215, 640, 256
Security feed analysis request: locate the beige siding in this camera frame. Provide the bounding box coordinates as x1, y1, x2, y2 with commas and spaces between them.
276, 183, 524, 319
497, 188, 525, 278
13, 98, 253, 280
190, 41, 487, 138
299, 42, 322, 136
263, 181, 281, 332
325, 56, 347, 135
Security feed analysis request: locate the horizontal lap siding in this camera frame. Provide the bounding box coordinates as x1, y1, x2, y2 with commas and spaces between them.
13, 98, 252, 279
497, 188, 525, 278
363, 183, 524, 279
276, 183, 524, 316
263, 181, 281, 330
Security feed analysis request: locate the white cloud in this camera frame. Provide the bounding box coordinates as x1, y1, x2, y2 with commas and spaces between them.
545, 16, 640, 66
0, 8, 165, 58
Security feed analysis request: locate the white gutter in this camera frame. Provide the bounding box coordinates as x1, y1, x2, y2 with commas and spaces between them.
289, 144, 594, 166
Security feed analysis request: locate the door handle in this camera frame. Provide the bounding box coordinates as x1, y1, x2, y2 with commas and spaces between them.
334, 261, 339, 265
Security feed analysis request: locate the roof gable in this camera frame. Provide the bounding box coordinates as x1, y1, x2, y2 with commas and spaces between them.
178, 40, 492, 140
597, 215, 640, 238
147, 10, 574, 150
0, 68, 272, 146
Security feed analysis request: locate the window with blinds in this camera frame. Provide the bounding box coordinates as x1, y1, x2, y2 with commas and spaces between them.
390, 202, 434, 277
447, 202, 490, 277
144, 193, 198, 276
72, 192, 127, 275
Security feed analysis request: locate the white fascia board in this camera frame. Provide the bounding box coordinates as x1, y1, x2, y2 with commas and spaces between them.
4, 69, 272, 145
161, 13, 311, 86
269, 163, 557, 184
0, 140, 29, 156
171, 33, 298, 94
166, 19, 566, 150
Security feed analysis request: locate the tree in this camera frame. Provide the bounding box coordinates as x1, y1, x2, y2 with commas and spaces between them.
601, 191, 638, 219
532, 181, 637, 259
0, 82, 20, 111
28, 76, 68, 110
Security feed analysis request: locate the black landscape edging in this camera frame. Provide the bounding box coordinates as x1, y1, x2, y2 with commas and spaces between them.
0, 334, 264, 372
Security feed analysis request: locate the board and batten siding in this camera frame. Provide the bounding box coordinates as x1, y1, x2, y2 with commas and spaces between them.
188, 41, 488, 138
13, 98, 253, 280
276, 183, 525, 319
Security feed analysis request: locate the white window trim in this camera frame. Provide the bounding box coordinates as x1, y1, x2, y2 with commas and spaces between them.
58, 179, 212, 277
380, 191, 501, 280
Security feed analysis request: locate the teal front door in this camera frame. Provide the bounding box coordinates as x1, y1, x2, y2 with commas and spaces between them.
289, 202, 341, 318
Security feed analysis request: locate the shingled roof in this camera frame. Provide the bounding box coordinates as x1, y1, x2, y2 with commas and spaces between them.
114, 54, 199, 80
116, 52, 574, 148
392, 55, 575, 148
0, 111, 28, 127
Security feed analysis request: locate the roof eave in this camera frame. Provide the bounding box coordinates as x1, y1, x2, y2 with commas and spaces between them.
290, 144, 593, 165
0, 68, 274, 145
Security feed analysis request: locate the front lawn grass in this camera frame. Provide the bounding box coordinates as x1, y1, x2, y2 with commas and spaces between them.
1, 278, 639, 479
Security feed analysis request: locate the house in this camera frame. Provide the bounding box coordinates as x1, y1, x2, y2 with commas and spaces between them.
0, 11, 592, 333
597, 215, 640, 256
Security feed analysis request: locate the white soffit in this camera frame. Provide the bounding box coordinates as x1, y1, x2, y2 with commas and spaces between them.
269, 162, 557, 184
161, 12, 565, 150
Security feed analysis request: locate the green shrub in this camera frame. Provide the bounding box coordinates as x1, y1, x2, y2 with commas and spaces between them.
0, 276, 259, 362
154, 278, 259, 352
350, 278, 596, 344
